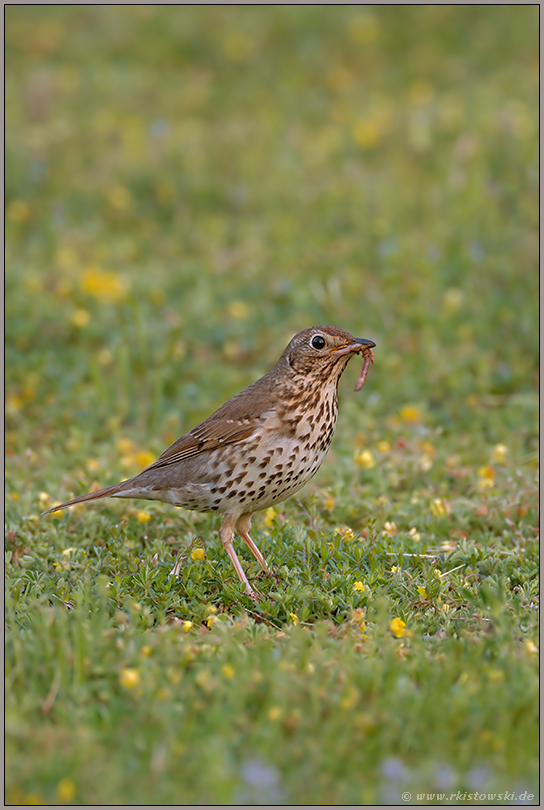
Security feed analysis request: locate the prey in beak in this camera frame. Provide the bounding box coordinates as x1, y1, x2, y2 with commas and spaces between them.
332, 337, 376, 392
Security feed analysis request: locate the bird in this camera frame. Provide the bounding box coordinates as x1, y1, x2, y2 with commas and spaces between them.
43, 325, 376, 599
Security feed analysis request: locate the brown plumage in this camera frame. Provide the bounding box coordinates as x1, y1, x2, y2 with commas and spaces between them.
43, 326, 376, 598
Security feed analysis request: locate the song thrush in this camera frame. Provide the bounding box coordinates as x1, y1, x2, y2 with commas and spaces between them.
43, 326, 376, 598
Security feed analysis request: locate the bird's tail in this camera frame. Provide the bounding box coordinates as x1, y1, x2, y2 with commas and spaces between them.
41, 481, 130, 516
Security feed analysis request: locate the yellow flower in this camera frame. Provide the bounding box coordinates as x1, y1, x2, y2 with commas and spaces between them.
207, 615, 217, 628
119, 668, 140, 689
417, 585, 428, 600
191, 548, 205, 561
491, 444, 508, 465
7, 199, 31, 223
70, 308, 90, 328
353, 581, 365, 593
86, 459, 102, 473
323, 494, 335, 511
376, 440, 391, 452
334, 525, 355, 541
289, 612, 299, 626
430, 498, 449, 517
81, 267, 129, 303
222, 664, 235, 678
390, 618, 406, 638
399, 405, 421, 423
355, 449, 375, 469
182, 621, 193, 632
352, 119, 381, 150
134, 450, 155, 469
107, 185, 133, 211
227, 300, 249, 320
408, 527, 421, 541
268, 706, 281, 721
419, 454, 433, 472
136, 510, 151, 524
141, 645, 152, 657
116, 437, 135, 454
477, 466, 495, 490
382, 521, 397, 537
263, 507, 278, 527
443, 287, 464, 313
56, 778, 76, 803
525, 640, 538, 657
441, 603, 450, 613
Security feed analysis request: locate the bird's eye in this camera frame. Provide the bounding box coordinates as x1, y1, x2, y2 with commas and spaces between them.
311, 335, 326, 350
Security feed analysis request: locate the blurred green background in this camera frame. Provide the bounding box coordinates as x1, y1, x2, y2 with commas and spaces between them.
5, 5, 539, 806
6, 4, 538, 444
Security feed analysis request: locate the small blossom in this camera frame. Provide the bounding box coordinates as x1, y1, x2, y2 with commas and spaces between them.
268, 706, 281, 721
191, 548, 205, 561
408, 527, 421, 541
289, 612, 299, 625
136, 510, 151, 523
419, 454, 433, 472
441, 603, 450, 613
116, 437, 135, 454
134, 450, 155, 469
207, 615, 217, 628
491, 443, 508, 465
7, 199, 31, 223
70, 308, 90, 328
382, 521, 397, 537
227, 300, 249, 320
119, 668, 140, 689
56, 777, 76, 802
107, 185, 133, 211
399, 405, 421, 423
477, 466, 495, 490
222, 664, 235, 678
390, 618, 406, 638
355, 449, 375, 469
353, 581, 365, 592
81, 266, 129, 303
352, 119, 381, 150
417, 585, 428, 600
376, 440, 391, 452
263, 507, 278, 527
323, 494, 335, 511
334, 525, 355, 541
182, 621, 193, 632
430, 498, 449, 517
524, 640, 538, 657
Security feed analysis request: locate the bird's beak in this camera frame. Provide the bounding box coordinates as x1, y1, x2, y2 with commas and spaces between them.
331, 337, 376, 357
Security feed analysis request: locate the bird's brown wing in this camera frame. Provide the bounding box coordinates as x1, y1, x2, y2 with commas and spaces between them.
141, 420, 256, 472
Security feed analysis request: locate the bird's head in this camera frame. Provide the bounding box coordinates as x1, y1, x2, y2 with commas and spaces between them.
279, 325, 376, 383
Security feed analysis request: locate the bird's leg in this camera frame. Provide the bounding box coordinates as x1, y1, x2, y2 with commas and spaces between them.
220, 514, 261, 600
235, 513, 272, 577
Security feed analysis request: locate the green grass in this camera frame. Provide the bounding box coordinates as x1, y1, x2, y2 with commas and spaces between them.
5, 5, 539, 806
